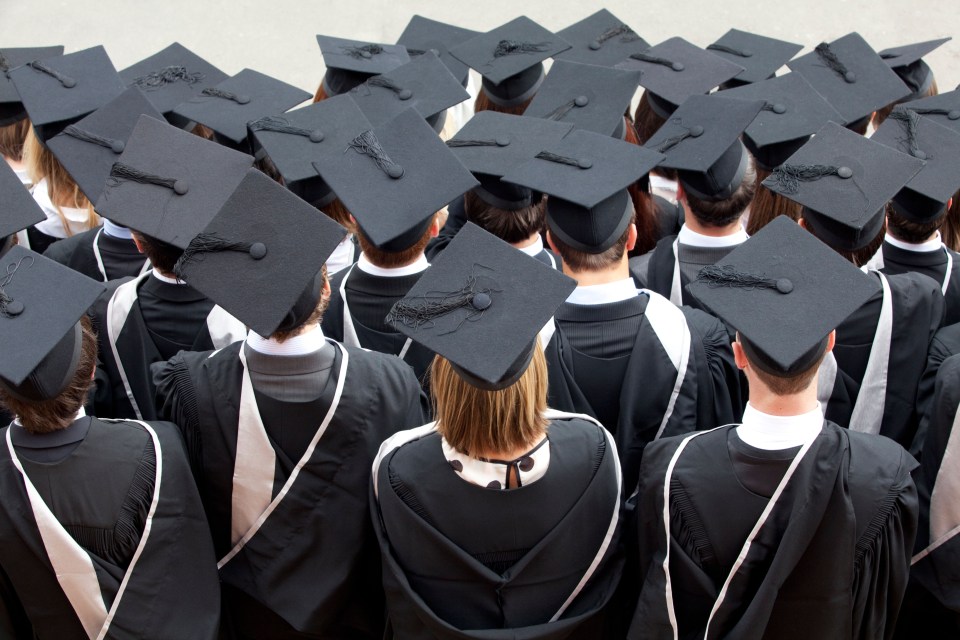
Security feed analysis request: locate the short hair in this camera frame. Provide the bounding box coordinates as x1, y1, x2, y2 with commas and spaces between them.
800, 211, 887, 268
131, 231, 184, 275
355, 212, 438, 268
432, 338, 548, 456
23, 126, 98, 237
473, 90, 533, 115
548, 222, 631, 273
886, 204, 944, 244
741, 333, 827, 396
271, 265, 330, 343
684, 162, 756, 228
746, 167, 803, 236
0, 316, 97, 434
464, 189, 545, 244
0, 118, 30, 162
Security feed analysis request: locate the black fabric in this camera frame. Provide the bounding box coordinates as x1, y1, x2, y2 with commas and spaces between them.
153, 341, 426, 638
630, 423, 918, 640
880, 241, 960, 326
914, 323, 960, 459
374, 418, 623, 638
25, 225, 58, 255
44, 227, 146, 282
630, 234, 741, 309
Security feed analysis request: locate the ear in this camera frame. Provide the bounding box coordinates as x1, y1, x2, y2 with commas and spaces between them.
625, 223, 638, 252
825, 329, 836, 354
732, 332, 749, 370
131, 234, 146, 255
429, 211, 442, 238
545, 230, 559, 253
675, 181, 687, 205
320, 275, 332, 301
797, 217, 808, 231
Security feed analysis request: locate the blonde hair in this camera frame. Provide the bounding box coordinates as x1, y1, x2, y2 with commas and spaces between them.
432, 339, 548, 456
23, 127, 97, 237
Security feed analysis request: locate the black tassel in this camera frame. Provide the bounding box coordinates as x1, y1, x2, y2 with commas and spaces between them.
888, 107, 927, 159
133, 65, 205, 91
173, 233, 267, 281
346, 130, 404, 179
249, 116, 324, 142
342, 44, 384, 59
446, 138, 510, 148
0, 51, 10, 73
63, 125, 125, 154
108, 162, 189, 195
706, 43, 752, 58
493, 40, 549, 58
387, 267, 502, 335
814, 42, 856, 83
0, 255, 34, 318
545, 95, 589, 121
589, 24, 637, 50
366, 75, 413, 100
762, 101, 787, 114
535, 150, 593, 170
202, 87, 250, 104
696, 264, 793, 294
657, 118, 704, 152
911, 106, 960, 120
28, 60, 76, 88
768, 163, 852, 195
629, 51, 685, 72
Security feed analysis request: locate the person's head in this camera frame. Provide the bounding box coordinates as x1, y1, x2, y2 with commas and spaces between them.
131, 231, 183, 276
681, 161, 756, 228
734, 329, 833, 397
23, 126, 97, 232
473, 88, 533, 115
548, 221, 635, 274
464, 188, 544, 244
270, 266, 331, 342
746, 166, 803, 235
624, 116, 659, 256
0, 315, 97, 434
798, 211, 887, 267
433, 337, 548, 456
942, 190, 960, 251
355, 211, 441, 269
0, 118, 30, 162
874, 76, 938, 128
633, 91, 668, 146
886, 202, 946, 244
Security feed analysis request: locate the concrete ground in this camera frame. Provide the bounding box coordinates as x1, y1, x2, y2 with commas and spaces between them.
3, 0, 959, 103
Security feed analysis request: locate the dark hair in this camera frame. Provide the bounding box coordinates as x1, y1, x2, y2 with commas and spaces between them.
355, 213, 437, 268
886, 204, 944, 244
801, 213, 887, 267
549, 224, 631, 272
132, 231, 184, 275
254, 154, 284, 184
0, 118, 29, 161
746, 167, 803, 236
684, 164, 756, 228
742, 333, 828, 396
464, 189, 545, 244
624, 116, 660, 256
633, 92, 677, 182
271, 265, 330, 343
313, 82, 329, 103
873, 77, 939, 128
942, 191, 960, 251
473, 90, 533, 115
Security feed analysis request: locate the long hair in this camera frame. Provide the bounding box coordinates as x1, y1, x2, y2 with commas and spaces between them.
23, 127, 97, 237
473, 89, 532, 115
624, 115, 659, 256
433, 339, 548, 456
633, 91, 677, 182
941, 191, 960, 251
746, 166, 803, 236
0, 118, 30, 161
313, 83, 329, 103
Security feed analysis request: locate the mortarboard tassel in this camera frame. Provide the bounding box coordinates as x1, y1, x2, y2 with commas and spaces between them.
446, 138, 510, 148
590, 24, 638, 50
535, 150, 593, 170
629, 51, 685, 72
696, 264, 793, 294
814, 42, 857, 84
173, 233, 267, 281
133, 65, 205, 91
342, 44, 384, 59
888, 107, 927, 159
346, 130, 404, 179
108, 162, 189, 195
63, 125, 125, 154
388, 268, 502, 335
249, 116, 324, 142
909, 106, 960, 120
492, 40, 549, 58
0, 51, 10, 75
28, 60, 75, 88
201, 87, 250, 105
706, 43, 753, 58
365, 75, 413, 100
656, 118, 704, 152
545, 95, 589, 121
767, 163, 854, 195
0, 255, 34, 318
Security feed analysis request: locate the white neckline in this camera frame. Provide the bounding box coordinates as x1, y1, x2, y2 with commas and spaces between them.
736, 402, 824, 450
517, 236, 545, 257
356, 253, 429, 277
885, 231, 943, 253
150, 270, 183, 285
678, 224, 748, 248
441, 436, 550, 489
245, 325, 327, 356
565, 278, 638, 306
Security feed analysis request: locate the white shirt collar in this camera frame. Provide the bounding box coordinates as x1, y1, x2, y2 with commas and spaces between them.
441, 436, 550, 489
566, 277, 638, 306
885, 231, 943, 253
650, 175, 678, 196
678, 224, 749, 248
356, 253, 429, 277
737, 402, 824, 450
246, 325, 327, 355
102, 219, 133, 239
517, 236, 544, 257
151, 270, 183, 285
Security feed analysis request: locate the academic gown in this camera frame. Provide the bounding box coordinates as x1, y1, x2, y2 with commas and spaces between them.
0, 417, 220, 639
372, 412, 624, 639
628, 195, 685, 260
543, 289, 742, 494
153, 340, 427, 639
913, 322, 960, 458
628, 234, 741, 308
44, 227, 149, 282
876, 240, 960, 326
91, 271, 246, 421
818, 271, 944, 450
629, 423, 918, 640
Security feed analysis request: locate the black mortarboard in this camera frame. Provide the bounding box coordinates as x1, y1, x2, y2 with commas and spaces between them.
645, 93, 764, 200
900, 88, 960, 134
616, 37, 744, 116
761, 121, 923, 250
0, 247, 105, 400
171, 68, 310, 149
313, 108, 478, 252
0, 162, 45, 244
47, 87, 164, 203
504, 129, 664, 252
720, 72, 845, 170
388, 222, 576, 390
396, 15, 479, 86
348, 52, 469, 132
707, 29, 803, 86
317, 35, 410, 96
173, 168, 347, 337
879, 38, 950, 98
119, 42, 229, 127
450, 17, 570, 107
871, 107, 960, 222
523, 60, 641, 137
686, 216, 880, 376
787, 33, 910, 128
8, 45, 126, 142
95, 114, 253, 249
554, 9, 649, 68
0, 46, 64, 125
248, 93, 371, 207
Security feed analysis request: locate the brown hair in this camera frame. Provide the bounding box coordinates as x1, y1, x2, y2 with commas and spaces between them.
473, 90, 532, 115
633, 92, 677, 181
432, 339, 548, 456
684, 163, 756, 228
313, 82, 329, 103
549, 223, 631, 273
190, 123, 215, 140
873, 77, 939, 128
746, 167, 803, 236
624, 116, 660, 256
0, 118, 30, 161
355, 212, 437, 268
942, 192, 960, 251
0, 316, 97, 434
886, 204, 944, 245
464, 189, 545, 244
23, 127, 97, 237
271, 266, 330, 343
744, 336, 827, 396
801, 212, 887, 267
131, 231, 183, 275
322, 198, 354, 229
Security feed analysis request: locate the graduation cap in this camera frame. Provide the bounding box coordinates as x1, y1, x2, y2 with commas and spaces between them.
248, 93, 371, 207
0, 161, 45, 245
173, 168, 347, 337
787, 32, 910, 128
879, 38, 950, 99
554, 9, 649, 68
0, 46, 64, 125
8, 45, 126, 142
95, 114, 254, 249
171, 68, 311, 149
761, 121, 923, 250
871, 107, 960, 222
503, 128, 664, 252
450, 16, 570, 108
720, 72, 845, 170
348, 52, 469, 132
313, 107, 478, 252
0, 246, 105, 401
119, 42, 229, 127
317, 35, 410, 96
396, 15, 479, 87
900, 87, 960, 134
645, 93, 764, 201
707, 29, 803, 86
686, 216, 880, 376
46, 87, 164, 203
523, 60, 641, 138
616, 37, 745, 117
387, 222, 576, 390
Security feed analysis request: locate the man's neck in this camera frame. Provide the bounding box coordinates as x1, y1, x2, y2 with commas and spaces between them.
682, 210, 744, 238
512, 232, 541, 251
747, 383, 819, 417
563, 261, 629, 286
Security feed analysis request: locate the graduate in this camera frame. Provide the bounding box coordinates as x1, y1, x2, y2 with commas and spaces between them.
874, 38, 950, 127
763, 122, 944, 450
90, 114, 249, 420
629, 217, 918, 639
0, 160, 44, 257
153, 169, 427, 639
706, 29, 802, 89
314, 34, 410, 101
374, 223, 624, 638
0, 247, 220, 638
503, 128, 742, 492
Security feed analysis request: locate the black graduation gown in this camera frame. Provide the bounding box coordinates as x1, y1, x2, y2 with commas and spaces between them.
154, 341, 426, 639
425, 194, 467, 262
913, 322, 960, 458
373, 414, 624, 639
878, 240, 960, 326
0, 418, 220, 639
628, 234, 741, 309
629, 423, 918, 640
44, 227, 148, 282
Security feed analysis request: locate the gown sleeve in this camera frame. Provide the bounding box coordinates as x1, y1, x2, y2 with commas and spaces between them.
912, 324, 960, 459
152, 353, 204, 479
684, 308, 743, 429
0, 564, 31, 638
